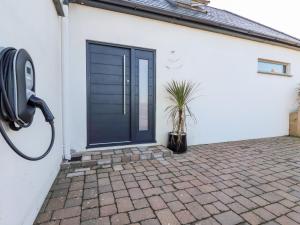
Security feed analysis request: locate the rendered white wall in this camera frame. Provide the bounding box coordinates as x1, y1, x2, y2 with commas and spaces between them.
68, 4, 300, 151
0, 1, 63, 225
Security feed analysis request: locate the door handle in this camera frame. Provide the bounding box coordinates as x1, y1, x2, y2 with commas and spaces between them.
123, 55, 126, 115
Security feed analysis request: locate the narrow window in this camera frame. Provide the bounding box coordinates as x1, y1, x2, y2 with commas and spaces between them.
139, 59, 149, 131
258, 59, 290, 76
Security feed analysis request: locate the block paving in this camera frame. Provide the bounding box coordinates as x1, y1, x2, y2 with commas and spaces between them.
35, 137, 300, 225
61, 145, 172, 170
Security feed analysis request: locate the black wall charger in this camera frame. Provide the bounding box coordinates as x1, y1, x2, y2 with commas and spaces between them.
0, 47, 55, 161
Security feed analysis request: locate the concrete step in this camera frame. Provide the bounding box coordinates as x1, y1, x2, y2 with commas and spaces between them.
61, 145, 173, 170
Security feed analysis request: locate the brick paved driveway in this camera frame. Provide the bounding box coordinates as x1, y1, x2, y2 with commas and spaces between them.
35, 137, 300, 225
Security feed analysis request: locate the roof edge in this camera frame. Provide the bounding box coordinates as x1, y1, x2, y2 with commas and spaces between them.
68, 0, 300, 51
222, 9, 300, 43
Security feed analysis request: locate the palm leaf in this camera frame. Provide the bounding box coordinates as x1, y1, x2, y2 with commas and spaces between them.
165, 80, 199, 143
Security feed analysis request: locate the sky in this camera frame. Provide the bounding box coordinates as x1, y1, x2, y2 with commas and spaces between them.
210, 0, 300, 39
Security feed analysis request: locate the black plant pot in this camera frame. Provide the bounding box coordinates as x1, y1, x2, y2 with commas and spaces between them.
167, 132, 187, 154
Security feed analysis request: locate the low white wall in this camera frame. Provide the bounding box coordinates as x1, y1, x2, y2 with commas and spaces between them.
0, 1, 63, 225
68, 4, 300, 151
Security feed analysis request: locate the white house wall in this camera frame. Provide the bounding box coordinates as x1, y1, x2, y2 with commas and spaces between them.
0, 1, 63, 225
68, 4, 300, 151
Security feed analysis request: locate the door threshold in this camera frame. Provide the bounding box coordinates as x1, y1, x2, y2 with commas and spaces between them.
86, 142, 158, 152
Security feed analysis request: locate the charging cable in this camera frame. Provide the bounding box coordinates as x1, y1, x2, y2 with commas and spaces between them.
0, 47, 55, 161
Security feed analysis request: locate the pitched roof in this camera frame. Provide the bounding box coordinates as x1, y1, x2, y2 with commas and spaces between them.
69, 0, 300, 49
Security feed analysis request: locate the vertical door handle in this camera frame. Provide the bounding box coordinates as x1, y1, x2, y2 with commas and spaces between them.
123, 55, 126, 115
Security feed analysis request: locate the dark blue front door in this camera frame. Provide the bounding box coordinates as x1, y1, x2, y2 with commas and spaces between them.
87, 42, 155, 147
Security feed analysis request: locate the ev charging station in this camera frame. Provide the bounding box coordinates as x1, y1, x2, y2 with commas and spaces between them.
0, 47, 55, 161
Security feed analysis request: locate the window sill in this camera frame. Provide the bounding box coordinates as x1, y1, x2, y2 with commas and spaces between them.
258, 71, 292, 77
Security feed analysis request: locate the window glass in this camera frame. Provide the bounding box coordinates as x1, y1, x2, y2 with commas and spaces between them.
139, 59, 149, 131
258, 60, 288, 75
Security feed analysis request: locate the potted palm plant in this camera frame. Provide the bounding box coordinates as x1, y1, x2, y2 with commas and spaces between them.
165, 80, 198, 154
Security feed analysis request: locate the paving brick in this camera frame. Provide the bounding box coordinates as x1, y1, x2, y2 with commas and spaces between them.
39, 221, 60, 225
98, 178, 110, 186
86, 175, 97, 183
82, 199, 99, 209
258, 184, 277, 192
60, 217, 80, 225
214, 211, 243, 225
97, 159, 112, 166
213, 201, 229, 212
204, 204, 220, 215
198, 184, 218, 193
242, 211, 264, 225
84, 182, 97, 190
141, 219, 160, 225
114, 190, 129, 198
133, 198, 149, 209
113, 165, 123, 171
160, 193, 177, 202
194, 217, 220, 225
233, 186, 255, 198
155, 209, 180, 225
287, 212, 300, 223
129, 208, 155, 223
46, 197, 66, 211
260, 192, 284, 203
100, 204, 117, 217
234, 196, 257, 209
70, 181, 84, 191
186, 201, 210, 220
250, 196, 269, 207
67, 190, 83, 199
143, 187, 163, 197
52, 206, 81, 220
174, 181, 193, 189
212, 191, 235, 204
167, 201, 185, 212
67, 172, 84, 178
195, 193, 218, 205
99, 192, 114, 206
222, 188, 239, 197
253, 208, 276, 221
81, 208, 99, 221
265, 203, 290, 216
112, 181, 126, 191
125, 181, 139, 188
276, 216, 299, 225
129, 188, 145, 200
65, 197, 82, 208
290, 191, 300, 199
116, 197, 134, 213
276, 190, 299, 202
227, 202, 248, 214
175, 210, 196, 224
280, 199, 296, 208
111, 213, 130, 225
35, 211, 52, 224
84, 188, 98, 200
81, 217, 110, 225
174, 190, 194, 203
138, 180, 152, 189
148, 196, 167, 210
264, 221, 281, 225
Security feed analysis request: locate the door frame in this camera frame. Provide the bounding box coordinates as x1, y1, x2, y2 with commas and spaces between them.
86, 40, 156, 148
